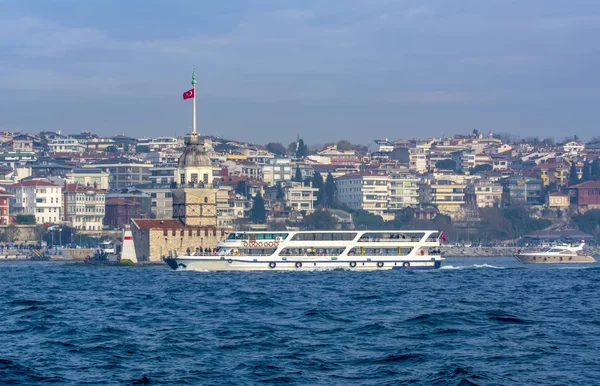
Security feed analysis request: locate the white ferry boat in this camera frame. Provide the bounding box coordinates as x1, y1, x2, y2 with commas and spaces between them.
164, 230, 445, 272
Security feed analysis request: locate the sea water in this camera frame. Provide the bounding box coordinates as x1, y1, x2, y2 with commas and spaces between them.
1, 257, 599, 385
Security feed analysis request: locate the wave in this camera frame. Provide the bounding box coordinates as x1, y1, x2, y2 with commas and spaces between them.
441, 264, 507, 270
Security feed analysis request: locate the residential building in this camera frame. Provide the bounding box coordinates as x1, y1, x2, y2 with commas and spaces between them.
84, 158, 152, 189
137, 185, 173, 219
546, 192, 570, 209
48, 138, 86, 153
388, 174, 420, 210
409, 148, 429, 173
563, 141, 584, 153
63, 183, 105, 231
400, 205, 440, 220
420, 179, 467, 215
467, 180, 503, 208
569, 180, 600, 212
149, 165, 176, 184
336, 173, 391, 219
0, 189, 13, 225
104, 198, 142, 229
66, 168, 110, 190
531, 160, 570, 186
6, 180, 62, 224
284, 181, 319, 213
145, 136, 183, 151
502, 176, 544, 205
262, 158, 293, 186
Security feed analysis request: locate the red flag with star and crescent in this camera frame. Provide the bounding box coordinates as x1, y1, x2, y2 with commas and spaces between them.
183, 88, 194, 100
439, 232, 447, 242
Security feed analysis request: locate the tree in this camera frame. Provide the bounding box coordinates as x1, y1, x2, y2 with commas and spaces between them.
235, 181, 249, 197
352, 210, 385, 230
569, 161, 579, 186
266, 142, 287, 156
303, 210, 338, 230
472, 129, 479, 137
250, 192, 267, 223
582, 160, 591, 181
592, 159, 600, 180
312, 172, 324, 205
324, 173, 337, 207
572, 209, 600, 238
136, 145, 150, 153
337, 140, 354, 151
296, 139, 308, 158
294, 167, 303, 182
470, 164, 493, 174
276, 184, 285, 200
104, 145, 118, 153
435, 159, 457, 171
15, 214, 36, 224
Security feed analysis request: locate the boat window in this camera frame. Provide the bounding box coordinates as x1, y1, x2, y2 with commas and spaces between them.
238, 248, 277, 256
348, 247, 413, 256
291, 232, 356, 241
279, 247, 345, 256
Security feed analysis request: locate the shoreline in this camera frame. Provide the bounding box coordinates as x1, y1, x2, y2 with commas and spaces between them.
442, 246, 600, 257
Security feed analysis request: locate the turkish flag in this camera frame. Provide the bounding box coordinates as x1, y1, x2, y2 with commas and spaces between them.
439, 232, 447, 242
183, 88, 194, 100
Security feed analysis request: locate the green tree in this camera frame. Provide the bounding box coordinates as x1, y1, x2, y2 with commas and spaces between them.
324, 172, 337, 208
303, 210, 338, 230
276, 184, 285, 200
592, 159, 600, 180
470, 164, 493, 174
352, 210, 385, 230
312, 172, 324, 205
569, 161, 579, 186
435, 159, 457, 171
572, 209, 600, 238
582, 160, 591, 181
266, 142, 287, 156
104, 145, 118, 153
296, 139, 308, 158
337, 139, 354, 151
250, 192, 267, 223
15, 214, 36, 224
136, 145, 150, 153
294, 167, 303, 182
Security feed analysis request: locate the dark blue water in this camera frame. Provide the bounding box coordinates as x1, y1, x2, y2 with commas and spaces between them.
1, 257, 599, 385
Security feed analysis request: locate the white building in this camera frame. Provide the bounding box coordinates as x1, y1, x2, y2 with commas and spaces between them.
467, 180, 503, 208
284, 182, 319, 213
262, 158, 293, 186
63, 183, 105, 230
409, 148, 429, 173
6, 180, 62, 224
48, 138, 86, 153
563, 141, 585, 153
66, 168, 110, 190
336, 173, 391, 219
146, 136, 183, 151
388, 174, 420, 210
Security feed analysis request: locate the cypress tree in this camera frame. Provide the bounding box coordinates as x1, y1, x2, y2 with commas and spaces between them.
582, 160, 591, 181
591, 159, 600, 180
250, 192, 267, 223
312, 172, 324, 206
324, 172, 337, 207
294, 167, 303, 182
568, 162, 579, 186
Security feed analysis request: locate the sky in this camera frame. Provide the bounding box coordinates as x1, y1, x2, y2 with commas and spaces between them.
0, 0, 599, 146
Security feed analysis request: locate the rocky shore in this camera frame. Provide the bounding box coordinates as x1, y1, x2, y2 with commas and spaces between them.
443, 245, 600, 257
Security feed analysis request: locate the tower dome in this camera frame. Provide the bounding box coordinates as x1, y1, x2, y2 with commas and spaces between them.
176, 132, 213, 186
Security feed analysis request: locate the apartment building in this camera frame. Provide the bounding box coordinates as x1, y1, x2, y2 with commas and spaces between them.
66, 168, 110, 190
420, 179, 467, 215
336, 173, 391, 219
262, 158, 293, 186
137, 184, 173, 219
48, 138, 86, 153
388, 174, 420, 210
502, 176, 544, 205
63, 183, 105, 231
0, 189, 13, 225
6, 180, 62, 224
467, 180, 503, 208
284, 182, 319, 213
84, 158, 152, 189
409, 148, 429, 173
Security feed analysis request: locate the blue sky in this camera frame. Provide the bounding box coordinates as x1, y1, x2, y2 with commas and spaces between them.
1, 0, 599, 145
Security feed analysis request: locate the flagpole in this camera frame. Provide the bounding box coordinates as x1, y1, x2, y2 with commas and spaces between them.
192, 64, 197, 134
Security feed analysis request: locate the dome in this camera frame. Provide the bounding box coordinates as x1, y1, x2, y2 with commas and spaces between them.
178, 144, 211, 168
178, 133, 211, 168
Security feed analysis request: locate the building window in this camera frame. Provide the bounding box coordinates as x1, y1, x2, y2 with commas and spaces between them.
180, 174, 185, 184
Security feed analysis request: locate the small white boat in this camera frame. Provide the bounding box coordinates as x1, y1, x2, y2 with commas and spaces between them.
164, 230, 445, 272
514, 241, 596, 264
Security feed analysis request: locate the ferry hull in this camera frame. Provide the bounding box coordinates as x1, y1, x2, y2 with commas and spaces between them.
165, 257, 443, 272
514, 254, 597, 264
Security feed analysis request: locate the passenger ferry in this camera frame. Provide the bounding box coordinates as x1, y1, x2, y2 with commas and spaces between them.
164, 230, 445, 272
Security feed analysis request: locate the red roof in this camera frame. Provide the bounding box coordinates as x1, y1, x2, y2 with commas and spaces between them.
570, 180, 600, 189
105, 198, 141, 206
0, 188, 13, 196
7, 180, 60, 188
